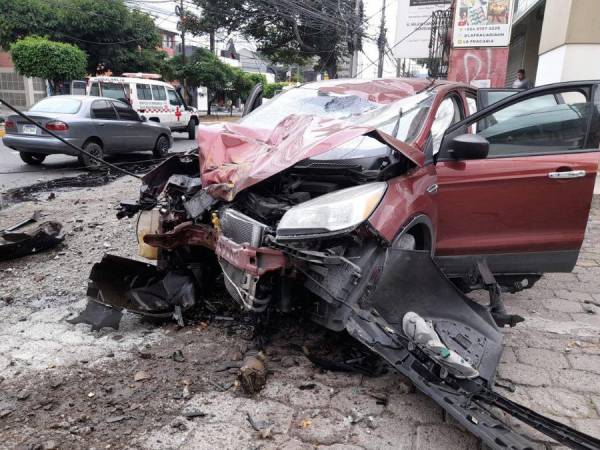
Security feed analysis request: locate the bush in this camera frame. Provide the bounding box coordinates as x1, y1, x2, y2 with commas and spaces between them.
10, 36, 87, 93
263, 82, 291, 99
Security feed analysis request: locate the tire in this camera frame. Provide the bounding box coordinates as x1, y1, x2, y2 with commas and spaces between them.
187, 119, 196, 140
19, 152, 46, 165
153, 135, 170, 158
78, 141, 104, 171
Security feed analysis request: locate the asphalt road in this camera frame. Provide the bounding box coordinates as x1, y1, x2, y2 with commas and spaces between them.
0, 132, 198, 191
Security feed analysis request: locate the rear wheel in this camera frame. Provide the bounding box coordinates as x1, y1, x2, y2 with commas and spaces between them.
187, 119, 196, 140
78, 141, 104, 171
19, 152, 46, 165
153, 135, 170, 158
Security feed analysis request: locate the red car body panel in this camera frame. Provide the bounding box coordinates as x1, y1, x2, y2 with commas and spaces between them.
435, 152, 599, 255
368, 164, 437, 243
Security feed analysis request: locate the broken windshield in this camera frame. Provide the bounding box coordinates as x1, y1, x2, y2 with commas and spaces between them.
239, 87, 380, 128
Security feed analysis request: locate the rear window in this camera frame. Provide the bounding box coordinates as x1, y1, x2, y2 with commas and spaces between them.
100, 82, 127, 101
30, 97, 82, 114
136, 83, 152, 100
151, 85, 166, 100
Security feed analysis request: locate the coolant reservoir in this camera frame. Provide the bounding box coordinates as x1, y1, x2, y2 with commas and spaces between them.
137, 210, 161, 260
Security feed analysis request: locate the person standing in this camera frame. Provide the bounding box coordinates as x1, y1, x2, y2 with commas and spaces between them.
512, 69, 533, 89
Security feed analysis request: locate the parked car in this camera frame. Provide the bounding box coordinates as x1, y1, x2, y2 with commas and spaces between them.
2, 95, 173, 169
73, 79, 600, 449
86, 75, 199, 139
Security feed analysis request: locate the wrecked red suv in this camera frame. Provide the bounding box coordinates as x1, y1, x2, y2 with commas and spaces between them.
74, 79, 600, 449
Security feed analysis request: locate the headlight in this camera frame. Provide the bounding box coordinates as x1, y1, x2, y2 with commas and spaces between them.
277, 182, 387, 238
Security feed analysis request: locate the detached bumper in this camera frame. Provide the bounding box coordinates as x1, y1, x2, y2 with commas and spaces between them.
2, 134, 85, 156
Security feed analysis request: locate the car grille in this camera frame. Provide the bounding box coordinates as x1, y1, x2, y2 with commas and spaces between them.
220, 208, 267, 247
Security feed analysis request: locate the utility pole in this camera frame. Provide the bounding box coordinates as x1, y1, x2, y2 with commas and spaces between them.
177, 0, 189, 104
350, 0, 362, 78
376, 0, 387, 78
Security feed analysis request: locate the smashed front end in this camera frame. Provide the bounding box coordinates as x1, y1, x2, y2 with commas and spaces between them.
71, 114, 600, 449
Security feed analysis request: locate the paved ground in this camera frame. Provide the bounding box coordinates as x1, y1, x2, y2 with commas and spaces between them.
0, 176, 598, 449
0, 132, 197, 191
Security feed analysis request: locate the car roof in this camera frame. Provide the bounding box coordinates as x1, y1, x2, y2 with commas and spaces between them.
37, 95, 124, 103
297, 78, 470, 104
88, 76, 172, 87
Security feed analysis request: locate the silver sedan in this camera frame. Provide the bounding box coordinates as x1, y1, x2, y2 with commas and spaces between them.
2, 95, 173, 169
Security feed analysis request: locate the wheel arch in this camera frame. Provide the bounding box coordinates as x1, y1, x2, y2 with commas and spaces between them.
392, 214, 435, 256
83, 136, 103, 148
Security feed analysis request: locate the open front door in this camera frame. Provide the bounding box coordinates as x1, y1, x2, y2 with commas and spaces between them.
433, 81, 600, 276
476, 88, 521, 109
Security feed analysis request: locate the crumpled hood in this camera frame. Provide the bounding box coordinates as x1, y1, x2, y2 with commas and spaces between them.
198, 114, 424, 201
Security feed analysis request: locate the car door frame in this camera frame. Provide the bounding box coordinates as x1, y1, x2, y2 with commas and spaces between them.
89, 99, 119, 151
111, 100, 148, 151
430, 80, 600, 276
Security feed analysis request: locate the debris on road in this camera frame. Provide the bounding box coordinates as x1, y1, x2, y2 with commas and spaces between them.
0, 217, 63, 261
238, 352, 267, 395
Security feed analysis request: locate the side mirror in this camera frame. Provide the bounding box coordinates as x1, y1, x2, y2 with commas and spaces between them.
448, 134, 489, 160
140, 115, 147, 122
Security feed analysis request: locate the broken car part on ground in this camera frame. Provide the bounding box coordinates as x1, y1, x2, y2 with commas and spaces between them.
71, 79, 600, 449
0, 211, 63, 261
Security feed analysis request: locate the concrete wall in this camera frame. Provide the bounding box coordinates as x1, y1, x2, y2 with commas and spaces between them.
536, 0, 600, 84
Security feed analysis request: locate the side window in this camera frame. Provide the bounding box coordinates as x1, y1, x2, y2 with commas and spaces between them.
91, 100, 117, 120
151, 85, 166, 101
477, 89, 592, 157
112, 101, 140, 121
167, 89, 182, 107
90, 82, 100, 97
136, 84, 152, 100
466, 94, 477, 116
432, 96, 461, 155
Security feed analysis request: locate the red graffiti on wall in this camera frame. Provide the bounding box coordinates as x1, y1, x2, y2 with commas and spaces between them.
447, 47, 509, 88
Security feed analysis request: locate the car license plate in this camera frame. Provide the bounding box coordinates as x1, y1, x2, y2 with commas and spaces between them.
22, 124, 37, 135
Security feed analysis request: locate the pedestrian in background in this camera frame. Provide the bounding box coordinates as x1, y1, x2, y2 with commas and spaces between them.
513, 69, 533, 89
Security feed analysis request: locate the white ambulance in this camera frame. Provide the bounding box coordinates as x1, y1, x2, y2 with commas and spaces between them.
86, 74, 199, 139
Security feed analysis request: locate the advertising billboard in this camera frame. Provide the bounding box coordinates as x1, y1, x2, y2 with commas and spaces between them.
453, 0, 514, 47
393, 0, 452, 59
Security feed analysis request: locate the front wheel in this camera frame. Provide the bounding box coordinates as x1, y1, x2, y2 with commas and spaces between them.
153, 135, 170, 158
187, 119, 196, 140
78, 141, 104, 171
20, 152, 46, 165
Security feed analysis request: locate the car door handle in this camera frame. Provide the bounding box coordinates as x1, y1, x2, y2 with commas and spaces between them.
426, 184, 438, 194
548, 170, 586, 179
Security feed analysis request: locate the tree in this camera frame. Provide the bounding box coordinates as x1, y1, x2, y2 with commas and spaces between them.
0, 0, 166, 75
10, 36, 87, 94
186, 0, 362, 78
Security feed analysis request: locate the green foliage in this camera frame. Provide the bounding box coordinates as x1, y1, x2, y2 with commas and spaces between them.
10, 36, 87, 84
163, 49, 268, 108
0, 0, 165, 75
263, 82, 291, 99
187, 0, 360, 78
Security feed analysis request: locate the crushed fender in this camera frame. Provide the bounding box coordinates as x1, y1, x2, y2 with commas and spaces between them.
0, 220, 63, 261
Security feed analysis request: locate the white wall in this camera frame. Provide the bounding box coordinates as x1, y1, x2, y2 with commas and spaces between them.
536, 43, 600, 85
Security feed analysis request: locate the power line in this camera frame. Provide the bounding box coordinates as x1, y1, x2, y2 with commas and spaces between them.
354, 14, 431, 78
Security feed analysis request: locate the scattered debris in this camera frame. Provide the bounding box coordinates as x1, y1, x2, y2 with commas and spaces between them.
16, 389, 30, 400
298, 382, 316, 390
105, 415, 132, 424
134, 371, 151, 382
582, 303, 597, 314
182, 409, 207, 419
238, 352, 267, 395
171, 350, 186, 362
299, 419, 311, 429
0, 221, 64, 261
